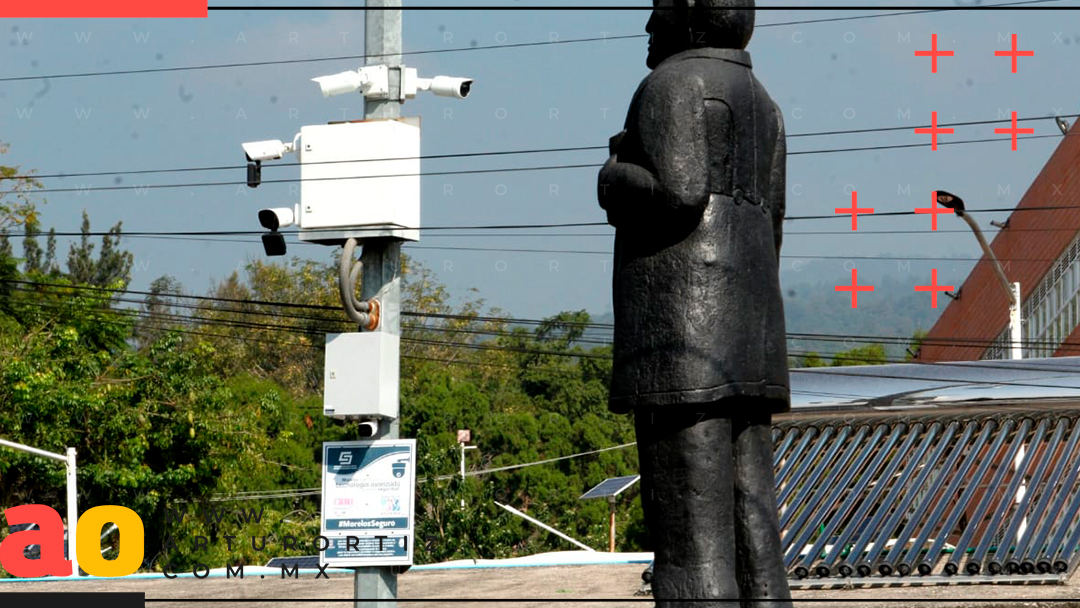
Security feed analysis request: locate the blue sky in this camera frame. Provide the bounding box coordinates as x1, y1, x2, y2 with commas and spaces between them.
2, 0, 1079, 320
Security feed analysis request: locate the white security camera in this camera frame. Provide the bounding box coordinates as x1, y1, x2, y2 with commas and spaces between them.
258, 207, 296, 231
314, 65, 474, 102
312, 65, 389, 98
242, 139, 294, 162
357, 420, 380, 438
313, 71, 369, 98
423, 76, 473, 99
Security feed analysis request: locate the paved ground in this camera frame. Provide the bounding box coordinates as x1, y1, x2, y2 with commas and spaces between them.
3, 564, 1080, 607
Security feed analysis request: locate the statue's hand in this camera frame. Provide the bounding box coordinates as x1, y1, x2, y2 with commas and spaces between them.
598, 155, 620, 226
608, 130, 626, 157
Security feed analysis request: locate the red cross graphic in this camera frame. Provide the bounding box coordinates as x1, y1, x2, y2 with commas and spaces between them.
916, 191, 955, 231
836, 268, 874, 309
994, 111, 1035, 151
915, 34, 954, 73
994, 34, 1033, 73
915, 269, 955, 308
835, 191, 874, 230
914, 112, 954, 151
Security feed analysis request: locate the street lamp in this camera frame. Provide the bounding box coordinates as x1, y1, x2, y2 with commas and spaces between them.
936, 190, 1023, 359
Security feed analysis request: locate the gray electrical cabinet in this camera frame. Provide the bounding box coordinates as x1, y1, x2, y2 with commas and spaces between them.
323, 332, 400, 419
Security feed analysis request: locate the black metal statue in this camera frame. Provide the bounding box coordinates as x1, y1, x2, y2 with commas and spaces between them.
598, 0, 791, 605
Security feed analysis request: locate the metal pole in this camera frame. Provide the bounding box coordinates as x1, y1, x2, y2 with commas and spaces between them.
608, 497, 616, 553
955, 212, 1022, 359
0, 438, 77, 576
460, 443, 465, 508
494, 502, 596, 552
66, 447, 78, 578
354, 3, 403, 605
958, 212, 1013, 305
0, 437, 67, 462
1010, 282, 1023, 359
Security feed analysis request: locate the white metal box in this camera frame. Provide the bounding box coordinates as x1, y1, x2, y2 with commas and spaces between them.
299, 118, 420, 243
323, 332, 400, 419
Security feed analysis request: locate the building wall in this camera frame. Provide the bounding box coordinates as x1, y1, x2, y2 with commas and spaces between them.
917, 121, 1080, 362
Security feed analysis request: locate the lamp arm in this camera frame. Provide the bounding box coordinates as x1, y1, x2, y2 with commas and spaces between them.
959, 212, 1016, 306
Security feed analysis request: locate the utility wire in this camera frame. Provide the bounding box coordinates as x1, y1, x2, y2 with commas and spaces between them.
16, 279, 1080, 355
1, 1, 1062, 83
208, 441, 641, 501
5, 133, 1069, 197
0, 222, 609, 239
11, 281, 1080, 384
7, 113, 1073, 183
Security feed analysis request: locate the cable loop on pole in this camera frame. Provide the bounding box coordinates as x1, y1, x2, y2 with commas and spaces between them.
340, 237, 376, 328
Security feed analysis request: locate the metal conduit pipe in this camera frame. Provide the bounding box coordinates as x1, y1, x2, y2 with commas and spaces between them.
779, 426, 850, 532
828, 423, 923, 578
893, 421, 987, 577
787, 425, 886, 577
807, 424, 906, 579
995, 419, 1068, 575
852, 422, 937, 577
966, 418, 1044, 576
916, 419, 1010, 577
944, 418, 1034, 576
871, 422, 961, 577
782, 425, 869, 573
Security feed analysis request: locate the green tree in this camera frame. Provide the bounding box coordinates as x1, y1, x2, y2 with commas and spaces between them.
66, 210, 133, 288
830, 343, 888, 366
0, 141, 42, 232
792, 352, 827, 368
134, 275, 184, 351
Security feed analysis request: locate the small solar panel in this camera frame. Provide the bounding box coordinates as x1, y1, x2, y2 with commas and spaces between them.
579, 475, 640, 500
265, 555, 321, 569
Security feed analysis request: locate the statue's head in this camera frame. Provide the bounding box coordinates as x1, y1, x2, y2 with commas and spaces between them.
645, 0, 754, 69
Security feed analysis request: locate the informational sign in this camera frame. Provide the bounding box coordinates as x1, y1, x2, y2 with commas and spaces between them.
457, 429, 471, 443
320, 440, 416, 568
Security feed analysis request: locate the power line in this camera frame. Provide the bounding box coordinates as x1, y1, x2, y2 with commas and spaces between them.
12, 282, 1080, 392
2, 1, 1061, 84
0, 162, 601, 196
9, 113, 1073, 184
0, 290, 613, 362
0, 222, 610, 239
13, 278, 1080, 361
207, 441, 641, 501
18, 278, 1080, 356
0, 201, 1068, 245
5, 133, 1069, 197
402, 245, 1080, 265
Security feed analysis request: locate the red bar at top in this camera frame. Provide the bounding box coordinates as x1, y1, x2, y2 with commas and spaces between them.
1, 0, 207, 18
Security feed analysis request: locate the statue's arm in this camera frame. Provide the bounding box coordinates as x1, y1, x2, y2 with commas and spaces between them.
770, 102, 787, 265
597, 77, 710, 227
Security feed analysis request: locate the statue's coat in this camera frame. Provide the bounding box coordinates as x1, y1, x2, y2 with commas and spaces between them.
599, 47, 789, 414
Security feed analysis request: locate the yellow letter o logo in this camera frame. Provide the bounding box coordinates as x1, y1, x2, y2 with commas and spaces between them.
77, 506, 144, 577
